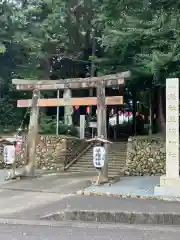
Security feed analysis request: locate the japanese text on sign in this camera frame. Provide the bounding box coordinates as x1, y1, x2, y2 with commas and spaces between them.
167, 93, 177, 100
168, 105, 177, 111
3, 145, 15, 164
167, 116, 177, 123
93, 146, 105, 168
166, 78, 179, 178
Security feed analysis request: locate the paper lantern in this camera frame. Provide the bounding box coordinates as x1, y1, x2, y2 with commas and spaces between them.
86, 106, 90, 114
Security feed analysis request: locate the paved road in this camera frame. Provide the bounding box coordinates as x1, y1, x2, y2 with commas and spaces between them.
1, 220, 180, 239
0, 173, 92, 219
1, 187, 180, 220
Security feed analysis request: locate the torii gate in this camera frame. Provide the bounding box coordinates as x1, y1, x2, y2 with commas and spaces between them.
12, 71, 130, 180
13, 72, 128, 107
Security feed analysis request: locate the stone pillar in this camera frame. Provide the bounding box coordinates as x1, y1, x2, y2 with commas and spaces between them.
79, 115, 85, 139
63, 88, 72, 125
154, 78, 180, 196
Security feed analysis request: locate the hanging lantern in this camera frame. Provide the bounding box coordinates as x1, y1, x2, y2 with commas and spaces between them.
15, 138, 23, 153
86, 106, 90, 114
110, 108, 114, 115
124, 112, 128, 117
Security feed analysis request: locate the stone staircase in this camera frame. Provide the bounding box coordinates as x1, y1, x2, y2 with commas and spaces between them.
67, 141, 127, 178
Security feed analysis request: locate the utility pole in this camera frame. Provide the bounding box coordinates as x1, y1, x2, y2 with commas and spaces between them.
23, 89, 40, 176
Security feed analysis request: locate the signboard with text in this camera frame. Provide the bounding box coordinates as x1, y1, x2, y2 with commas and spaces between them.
93, 146, 105, 168
3, 145, 16, 164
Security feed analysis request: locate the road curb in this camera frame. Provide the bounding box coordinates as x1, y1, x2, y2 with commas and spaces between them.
76, 190, 180, 202
40, 209, 180, 225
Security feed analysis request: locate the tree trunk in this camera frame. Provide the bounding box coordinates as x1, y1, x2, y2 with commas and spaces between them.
148, 90, 152, 135
132, 91, 137, 135
24, 89, 40, 176
158, 87, 165, 133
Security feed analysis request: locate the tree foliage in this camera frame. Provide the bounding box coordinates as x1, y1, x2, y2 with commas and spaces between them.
97, 0, 180, 84
0, 0, 180, 131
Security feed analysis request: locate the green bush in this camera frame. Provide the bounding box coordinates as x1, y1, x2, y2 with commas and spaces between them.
39, 113, 78, 136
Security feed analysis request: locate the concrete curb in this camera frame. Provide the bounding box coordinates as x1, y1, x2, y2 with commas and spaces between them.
40, 209, 180, 226
76, 190, 180, 202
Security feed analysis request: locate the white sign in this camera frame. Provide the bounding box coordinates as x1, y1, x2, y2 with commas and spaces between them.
166, 78, 179, 178
80, 115, 85, 139
3, 145, 16, 164
89, 122, 97, 128
93, 146, 105, 168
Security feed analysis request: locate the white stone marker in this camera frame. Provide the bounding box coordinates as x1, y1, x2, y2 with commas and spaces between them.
166, 78, 179, 178
154, 78, 180, 196
80, 115, 85, 139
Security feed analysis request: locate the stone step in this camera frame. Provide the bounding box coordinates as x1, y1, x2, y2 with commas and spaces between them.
67, 169, 122, 177
85, 148, 127, 152
78, 158, 126, 162
70, 166, 125, 171
82, 158, 126, 160
82, 151, 127, 154
68, 142, 127, 177
79, 157, 127, 161
82, 154, 127, 158
70, 164, 125, 169
67, 168, 121, 174
72, 161, 126, 167
75, 158, 126, 162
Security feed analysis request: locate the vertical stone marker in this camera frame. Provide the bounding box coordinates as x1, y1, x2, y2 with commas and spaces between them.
154, 78, 180, 196
166, 78, 179, 178
80, 115, 85, 139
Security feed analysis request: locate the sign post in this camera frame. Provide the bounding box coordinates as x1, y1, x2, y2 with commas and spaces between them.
87, 137, 112, 185
154, 78, 180, 196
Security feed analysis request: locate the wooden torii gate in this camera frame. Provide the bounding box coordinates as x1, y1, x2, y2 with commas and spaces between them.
12, 71, 130, 180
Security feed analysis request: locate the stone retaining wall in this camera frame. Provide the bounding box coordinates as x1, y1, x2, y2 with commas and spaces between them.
0, 135, 88, 170
124, 136, 166, 176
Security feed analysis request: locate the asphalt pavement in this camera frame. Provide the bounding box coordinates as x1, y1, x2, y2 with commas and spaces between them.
1, 171, 180, 226
1, 174, 180, 226
0, 220, 180, 239
0, 173, 91, 219
1, 171, 180, 238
